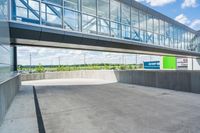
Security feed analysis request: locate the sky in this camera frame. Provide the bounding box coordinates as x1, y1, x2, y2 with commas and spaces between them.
136, 0, 200, 29
18, 0, 200, 65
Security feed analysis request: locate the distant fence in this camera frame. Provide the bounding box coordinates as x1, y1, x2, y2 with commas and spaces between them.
21, 70, 200, 94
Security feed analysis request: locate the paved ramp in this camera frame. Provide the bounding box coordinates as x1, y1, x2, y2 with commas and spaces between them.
1, 79, 200, 133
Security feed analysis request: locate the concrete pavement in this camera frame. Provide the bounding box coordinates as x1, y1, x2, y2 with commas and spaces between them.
1, 79, 200, 133
0, 85, 38, 133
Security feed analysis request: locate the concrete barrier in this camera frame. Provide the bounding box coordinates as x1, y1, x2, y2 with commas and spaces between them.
21, 70, 118, 82
21, 70, 200, 94
0, 74, 21, 125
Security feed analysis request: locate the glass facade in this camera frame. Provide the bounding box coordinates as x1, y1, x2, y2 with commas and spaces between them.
0, 0, 8, 19
9, 0, 200, 53
0, 0, 14, 75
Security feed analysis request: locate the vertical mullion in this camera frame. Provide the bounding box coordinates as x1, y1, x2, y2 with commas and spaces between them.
158, 18, 160, 45
145, 12, 147, 43
130, 5, 132, 40
45, 3, 47, 23
109, 0, 111, 37
80, 0, 82, 32
163, 20, 165, 46
138, 10, 140, 42
152, 16, 154, 44
120, 2, 122, 38
39, 0, 42, 25
27, 0, 29, 18
8, 0, 11, 20
96, 0, 98, 34
62, 0, 64, 29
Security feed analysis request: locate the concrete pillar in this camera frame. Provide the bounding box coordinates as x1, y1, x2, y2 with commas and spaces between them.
13, 46, 17, 71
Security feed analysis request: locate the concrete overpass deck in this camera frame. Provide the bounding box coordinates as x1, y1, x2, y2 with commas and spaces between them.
1, 79, 200, 133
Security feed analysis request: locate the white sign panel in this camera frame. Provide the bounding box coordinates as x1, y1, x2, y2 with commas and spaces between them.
177, 58, 188, 69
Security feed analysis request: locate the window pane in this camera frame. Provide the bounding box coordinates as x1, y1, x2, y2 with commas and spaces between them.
173, 27, 178, 48
165, 37, 170, 47
41, 3, 62, 27
64, 0, 79, 11
184, 32, 188, 50
131, 7, 139, 28
160, 20, 164, 35
160, 35, 165, 46
0, 46, 10, 64
154, 18, 159, 34
147, 32, 153, 44
16, 7, 27, 18
122, 25, 130, 39
165, 21, 170, 37
189, 33, 197, 51
147, 15, 153, 32
111, 22, 121, 38
121, 3, 130, 25
139, 11, 146, 30
97, 0, 109, 19
177, 28, 182, 49
15, 0, 40, 23
98, 19, 110, 36
29, 0, 40, 21
0, 0, 8, 19
82, 0, 96, 15
131, 28, 140, 41
82, 14, 96, 34
169, 25, 174, 48
110, 0, 120, 22
140, 30, 146, 42
154, 34, 159, 45
64, 9, 80, 31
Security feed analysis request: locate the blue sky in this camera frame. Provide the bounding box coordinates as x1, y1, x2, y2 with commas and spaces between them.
136, 0, 200, 29
18, 0, 200, 65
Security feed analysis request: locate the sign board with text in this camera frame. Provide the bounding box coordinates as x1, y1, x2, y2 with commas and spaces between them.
177, 58, 188, 70
143, 61, 160, 69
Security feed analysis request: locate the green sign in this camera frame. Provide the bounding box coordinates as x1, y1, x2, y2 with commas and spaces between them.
163, 56, 176, 69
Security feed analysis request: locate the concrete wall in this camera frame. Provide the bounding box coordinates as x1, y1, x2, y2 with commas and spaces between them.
21, 70, 118, 82
21, 70, 200, 94
0, 74, 21, 125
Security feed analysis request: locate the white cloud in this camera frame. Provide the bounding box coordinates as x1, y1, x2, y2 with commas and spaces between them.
135, 0, 176, 6
181, 0, 198, 8
175, 14, 190, 25
190, 19, 200, 29
174, 14, 200, 30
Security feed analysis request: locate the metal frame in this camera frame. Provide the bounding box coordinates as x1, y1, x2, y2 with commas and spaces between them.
6, 0, 200, 54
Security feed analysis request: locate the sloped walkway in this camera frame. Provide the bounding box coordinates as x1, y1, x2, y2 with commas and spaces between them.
1, 79, 200, 133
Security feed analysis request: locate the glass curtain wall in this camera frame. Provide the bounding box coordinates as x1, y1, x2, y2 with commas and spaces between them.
97, 0, 109, 36
0, 0, 8, 19
0, 0, 14, 74
11, 0, 200, 53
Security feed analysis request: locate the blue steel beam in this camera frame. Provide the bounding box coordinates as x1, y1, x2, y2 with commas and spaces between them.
19, 0, 40, 19
46, 4, 74, 30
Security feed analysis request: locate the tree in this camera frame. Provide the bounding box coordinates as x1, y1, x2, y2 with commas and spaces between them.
35, 64, 45, 73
